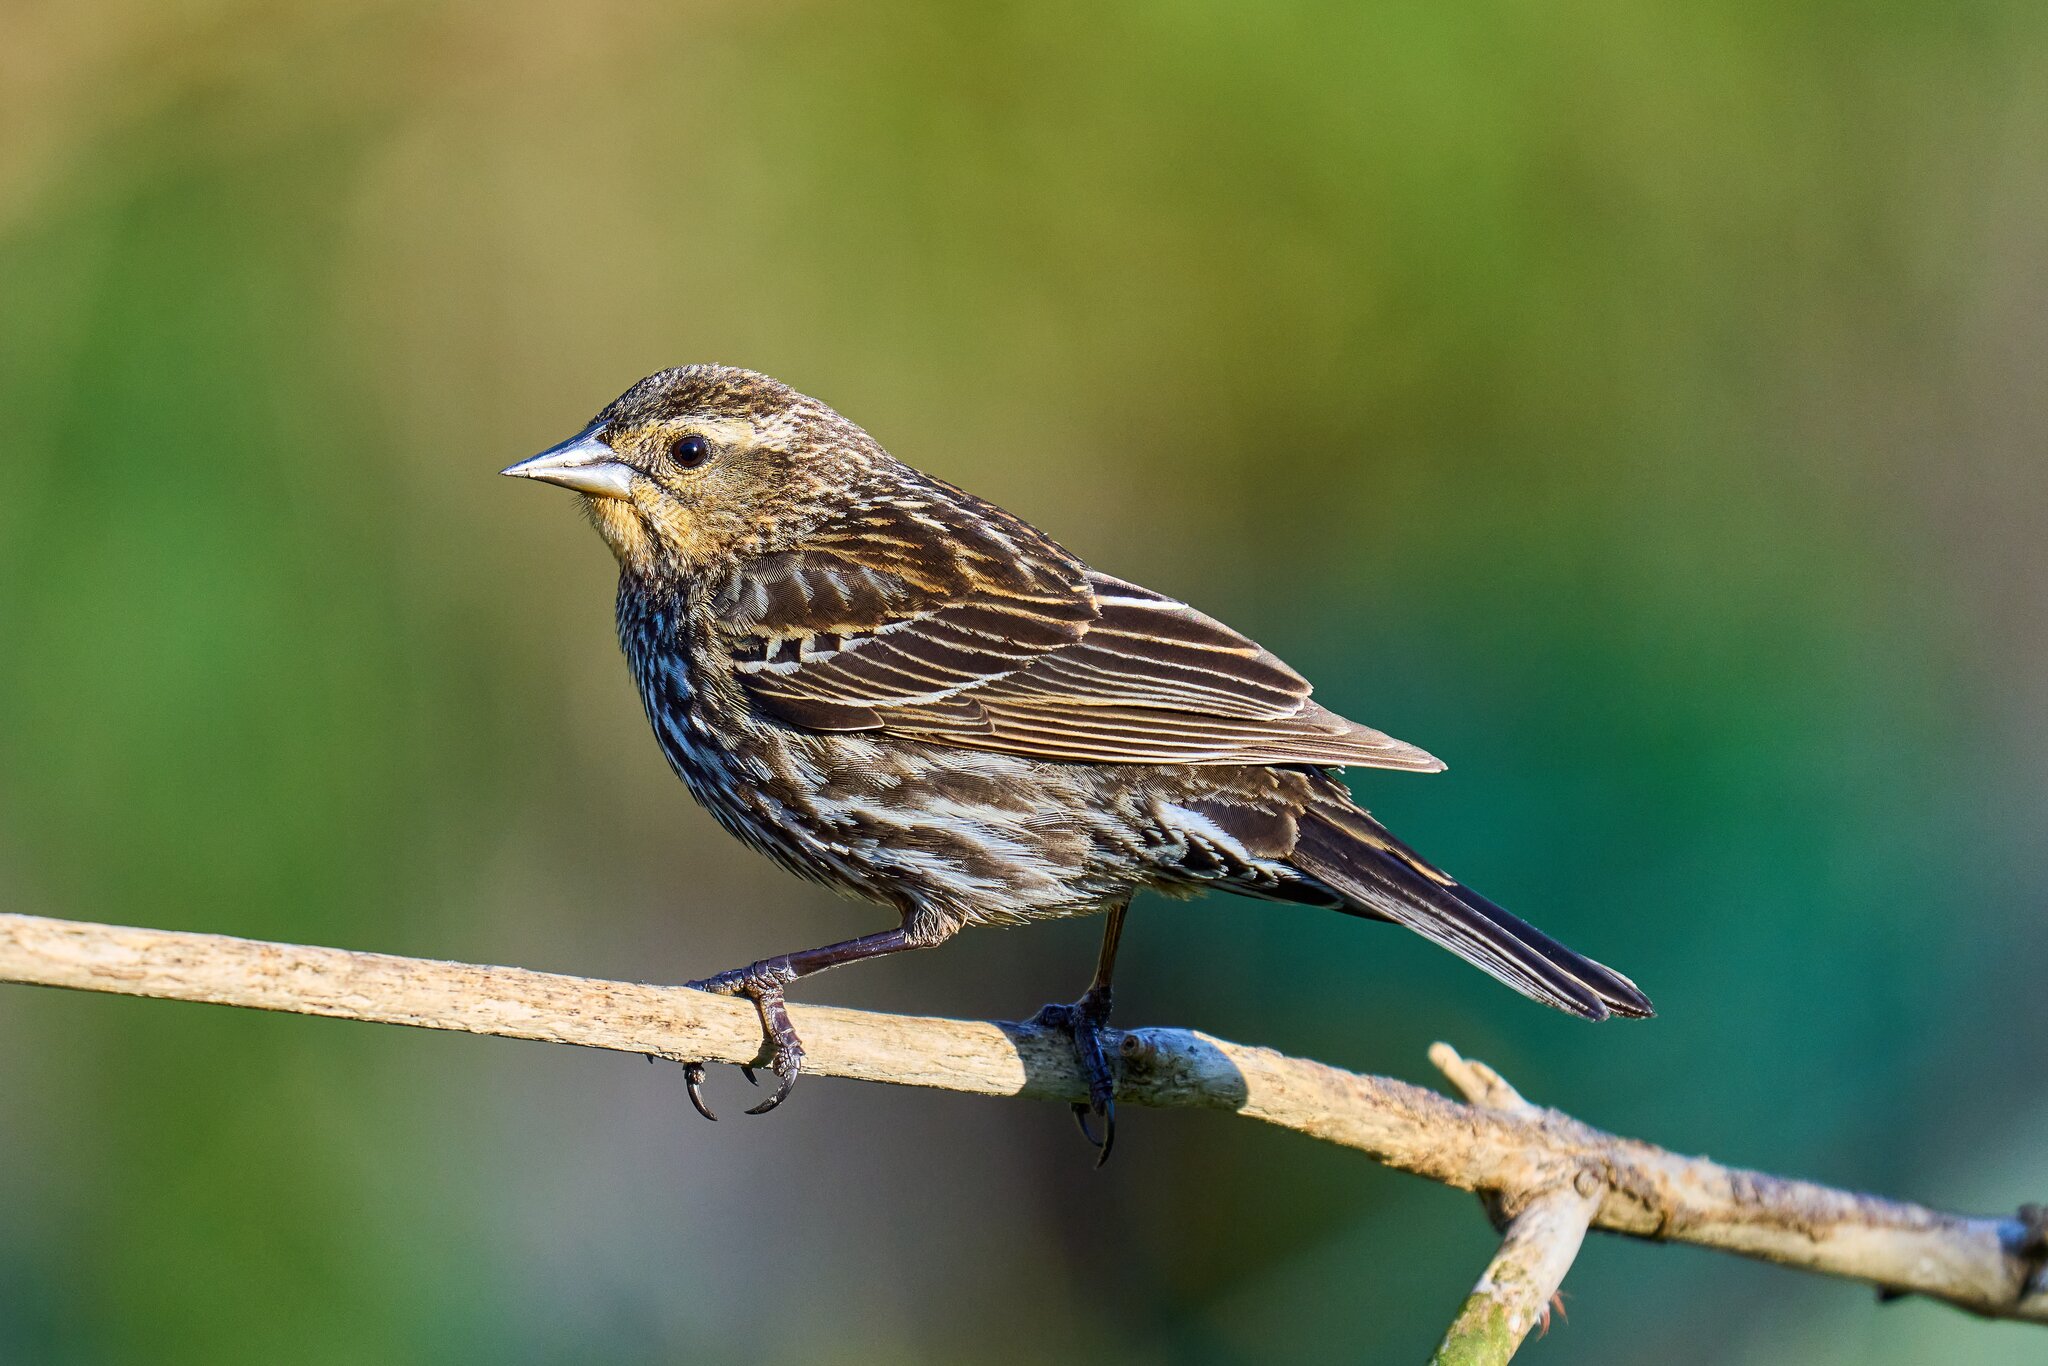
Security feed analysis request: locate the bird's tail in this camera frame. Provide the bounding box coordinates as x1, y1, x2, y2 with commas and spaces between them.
1290, 794, 1653, 1021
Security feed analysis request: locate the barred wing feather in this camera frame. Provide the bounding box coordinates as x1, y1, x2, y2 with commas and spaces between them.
721, 492, 1097, 732
723, 491, 1441, 771
911, 574, 1442, 769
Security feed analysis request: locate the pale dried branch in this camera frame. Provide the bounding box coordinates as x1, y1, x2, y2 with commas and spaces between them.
1429, 1042, 1601, 1363
1, 911, 2043, 1331
1429, 1188, 1598, 1365
1431, 1041, 1536, 1113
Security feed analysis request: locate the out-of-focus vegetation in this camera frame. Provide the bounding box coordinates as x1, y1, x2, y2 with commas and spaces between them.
2, 2, 2044, 1362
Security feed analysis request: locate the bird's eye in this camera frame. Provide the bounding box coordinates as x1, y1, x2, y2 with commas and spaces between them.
669, 433, 712, 468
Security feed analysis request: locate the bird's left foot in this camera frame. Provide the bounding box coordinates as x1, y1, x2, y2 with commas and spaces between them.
1031, 985, 1119, 1165
680, 961, 806, 1120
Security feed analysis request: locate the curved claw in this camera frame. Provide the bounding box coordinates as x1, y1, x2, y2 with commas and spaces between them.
1071, 1100, 1118, 1158
743, 1065, 800, 1115
739, 1064, 760, 1087
1070, 1099, 1117, 1165
683, 1060, 719, 1122
1070, 1102, 1100, 1146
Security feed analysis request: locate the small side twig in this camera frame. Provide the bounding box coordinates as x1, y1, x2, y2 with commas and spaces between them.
1429, 1188, 1597, 1365
1428, 1043, 1602, 1364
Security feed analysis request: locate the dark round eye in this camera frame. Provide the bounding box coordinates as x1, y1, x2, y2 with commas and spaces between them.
669, 433, 712, 468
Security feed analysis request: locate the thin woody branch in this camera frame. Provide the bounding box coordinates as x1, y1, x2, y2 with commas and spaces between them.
1429, 1045, 1601, 1364
2, 911, 2043, 1332
1429, 1189, 1598, 1365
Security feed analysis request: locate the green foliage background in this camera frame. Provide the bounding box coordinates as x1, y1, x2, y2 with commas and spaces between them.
2, 3, 2044, 1361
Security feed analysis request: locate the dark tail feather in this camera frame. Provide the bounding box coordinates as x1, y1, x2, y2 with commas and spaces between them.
1291, 800, 1653, 1021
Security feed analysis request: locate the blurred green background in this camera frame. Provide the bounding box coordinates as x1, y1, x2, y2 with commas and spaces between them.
2, 1, 2045, 1361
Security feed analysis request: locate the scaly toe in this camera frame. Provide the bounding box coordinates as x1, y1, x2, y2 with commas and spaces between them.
740, 981, 806, 1116
684, 970, 746, 997
1030, 1001, 1076, 1030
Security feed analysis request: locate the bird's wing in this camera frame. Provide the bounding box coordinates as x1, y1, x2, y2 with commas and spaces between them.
716, 489, 1098, 733
898, 573, 1443, 769
722, 486, 1440, 770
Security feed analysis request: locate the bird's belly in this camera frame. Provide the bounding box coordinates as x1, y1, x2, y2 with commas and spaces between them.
666, 722, 1129, 926
799, 739, 1136, 926
624, 628, 1138, 924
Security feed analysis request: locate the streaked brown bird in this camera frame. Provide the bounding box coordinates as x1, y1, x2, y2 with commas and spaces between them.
505, 365, 1650, 1156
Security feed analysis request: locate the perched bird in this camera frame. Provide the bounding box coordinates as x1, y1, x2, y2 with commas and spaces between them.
505, 365, 1650, 1156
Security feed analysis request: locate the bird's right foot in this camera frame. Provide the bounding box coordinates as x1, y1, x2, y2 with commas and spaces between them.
1031, 985, 1120, 1165
680, 961, 807, 1120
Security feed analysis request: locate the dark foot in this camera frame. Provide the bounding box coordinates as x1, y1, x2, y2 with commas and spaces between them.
679, 961, 806, 1120
1031, 986, 1119, 1166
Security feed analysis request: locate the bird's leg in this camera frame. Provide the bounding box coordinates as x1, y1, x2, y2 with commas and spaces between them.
681, 925, 940, 1119
1031, 898, 1129, 1165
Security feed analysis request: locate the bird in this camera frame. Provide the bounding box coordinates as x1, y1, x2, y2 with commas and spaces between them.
503, 364, 1651, 1157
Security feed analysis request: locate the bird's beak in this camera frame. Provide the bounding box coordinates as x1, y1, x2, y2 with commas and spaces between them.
501, 427, 638, 500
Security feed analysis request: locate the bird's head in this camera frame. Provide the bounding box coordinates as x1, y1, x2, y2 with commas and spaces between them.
504, 366, 883, 579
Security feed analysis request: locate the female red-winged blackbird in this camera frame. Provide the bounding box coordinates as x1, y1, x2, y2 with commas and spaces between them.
506, 366, 1650, 1154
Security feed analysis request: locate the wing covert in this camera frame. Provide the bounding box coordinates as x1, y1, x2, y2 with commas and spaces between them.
718, 490, 1440, 771
718, 490, 1097, 731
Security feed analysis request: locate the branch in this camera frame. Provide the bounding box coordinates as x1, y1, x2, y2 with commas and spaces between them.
1429, 1188, 1597, 1365
1429, 1046, 1600, 1364
3, 911, 2043, 1339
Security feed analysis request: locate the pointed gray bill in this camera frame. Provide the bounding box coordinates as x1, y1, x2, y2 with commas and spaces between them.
502, 427, 637, 499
